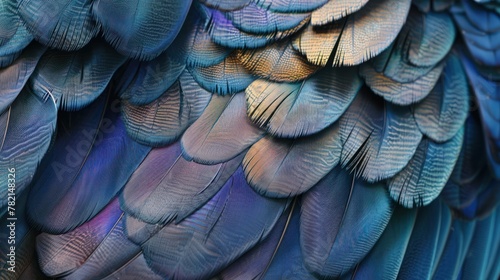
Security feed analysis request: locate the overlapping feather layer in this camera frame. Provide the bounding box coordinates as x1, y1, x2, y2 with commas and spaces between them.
0, 0, 499, 279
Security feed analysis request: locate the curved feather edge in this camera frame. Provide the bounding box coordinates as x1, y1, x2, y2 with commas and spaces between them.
245, 66, 361, 138
92, 0, 192, 60
340, 206, 416, 280
311, 0, 369, 26
388, 129, 464, 208
301, 167, 394, 278
27, 91, 150, 233
243, 122, 342, 197
253, 0, 329, 13
121, 142, 244, 225
142, 167, 288, 279
339, 88, 423, 182
181, 93, 264, 164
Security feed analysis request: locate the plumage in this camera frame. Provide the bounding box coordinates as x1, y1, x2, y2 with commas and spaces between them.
0, 87, 56, 217
311, 0, 369, 26
398, 199, 452, 280
115, 52, 186, 106
181, 93, 264, 164
236, 40, 320, 82
243, 122, 341, 197
28, 39, 126, 111
387, 130, 464, 208
341, 206, 416, 280
27, 92, 150, 233
123, 71, 212, 147
339, 88, 423, 182
413, 54, 469, 142
121, 142, 243, 224
293, 0, 411, 66
1, 0, 500, 279
245, 66, 361, 138
17, 0, 98, 51
92, 0, 192, 60
0, 43, 45, 114
300, 167, 394, 278
141, 167, 288, 279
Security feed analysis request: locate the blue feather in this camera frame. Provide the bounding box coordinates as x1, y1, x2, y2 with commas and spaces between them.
340, 206, 416, 280
141, 167, 288, 279
254, 0, 329, 13
301, 167, 394, 278
200, 0, 251, 11
27, 91, 150, 233
398, 199, 452, 280
92, 0, 192, 60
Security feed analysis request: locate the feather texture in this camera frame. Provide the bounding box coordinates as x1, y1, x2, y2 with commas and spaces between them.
200, 0, 251, 11
121, 142, 243, 224
293, 0, 411, 66
142, 167, 288, 279
123, 71, 212, 147
0, 88, 56, 217
236, 41, 320, 82
254, 0, 329, 12
29, 39, 126, 111
339, 88, 423, 182
17, 0, 98, 51
115, 51, 185, 106
398, 199, 452, 280
27, 92, 150, 233
245, 66, 361, 138
311, 0, 369, 26
92, 0, 192, 60
388, 130, 464, 208
243, 122, 342, 197
413, 54, 469, 142
300, 167, 394, 278
181, 93, 264, 164
0, 43, 45, 114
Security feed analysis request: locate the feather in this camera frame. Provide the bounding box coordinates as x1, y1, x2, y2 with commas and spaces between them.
0, 87, 56, 217
253, 0, 329, 13
462, 0, 500, 33
92, 0, 192, 60
293, 0, 411, 66
124, 215, 163, 245
36, 198, 127, 277
341, 206, 416, 280
168, 10, 231, 67
115, 52, 186, 106
0, 28, 33, 69
226, 3, 309, 34
188, 52, 256, 95
360, 61, 444, 106
245, 66, 361, 138
217, 201, 294, 280
29, 39, 126, 111
205, 6, 307, 49
485, 206, 500, 280
200, 0, 251, 11
181, 93, 264, 164
0, 1, 18, 45
311, 0, 369, 26
27, 92, 150, 233
442, 114, 491, 209
100, 254, 164, 280
406, 10, 456, 67
243, 123, 342, 197
388, 130, 464, 208
413, 54, 469, 142
461, 51, 500, 178
398, 199, 452, 280
339, 88, 422, 182
452, 4, 500, 66
0, 52, 20, 68
460, 209, 497, 280
121, 142, 243, 225
432, 218, 476, 279
141, 167, 288, 279
17, 0, 98, 51
300, 167, 394, 279
236, 41, 320, 82
123, 71, 212, 147
0, 43, 45, 114
457, 179, 500, 220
